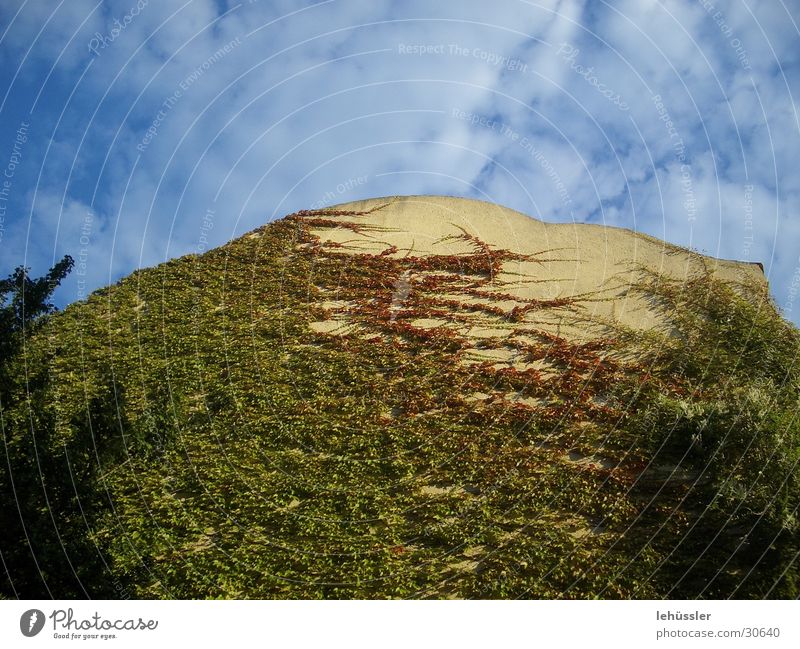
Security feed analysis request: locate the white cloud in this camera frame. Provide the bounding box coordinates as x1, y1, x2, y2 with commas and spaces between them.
0, 0, 797, 324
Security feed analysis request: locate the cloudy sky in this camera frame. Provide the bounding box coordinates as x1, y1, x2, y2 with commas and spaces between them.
1, 0, 798, 323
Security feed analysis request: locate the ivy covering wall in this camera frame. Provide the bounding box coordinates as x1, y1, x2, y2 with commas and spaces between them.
1, 209, 797, 598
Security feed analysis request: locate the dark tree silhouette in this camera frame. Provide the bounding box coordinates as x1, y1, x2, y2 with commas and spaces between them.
0, 255, 74, 369
0, 254, 92, 599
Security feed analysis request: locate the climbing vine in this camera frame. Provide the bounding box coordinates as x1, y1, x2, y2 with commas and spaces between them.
1, 204, 796, 599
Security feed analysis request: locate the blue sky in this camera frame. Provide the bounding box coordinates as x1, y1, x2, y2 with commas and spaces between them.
1, 0, 798, 323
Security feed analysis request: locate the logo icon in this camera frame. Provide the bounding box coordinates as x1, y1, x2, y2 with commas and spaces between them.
20, 609, 45, 637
